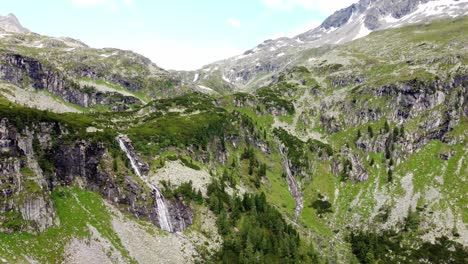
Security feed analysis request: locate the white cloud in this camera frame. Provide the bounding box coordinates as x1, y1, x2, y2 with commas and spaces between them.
227, 18, 241, 29
260, 0, 357, 14
91, 37, 243, 70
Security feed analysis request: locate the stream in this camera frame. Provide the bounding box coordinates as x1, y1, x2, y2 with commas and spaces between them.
279, 143, 304, 222
118, 135, 174, 232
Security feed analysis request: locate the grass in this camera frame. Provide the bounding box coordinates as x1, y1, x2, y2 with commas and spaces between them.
79, 77, 150, 103
0, 187, 134, 263
395, 139, 468, 222
128, 110, 230, 155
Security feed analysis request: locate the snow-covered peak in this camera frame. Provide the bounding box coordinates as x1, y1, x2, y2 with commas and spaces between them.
191, 0, 468, 91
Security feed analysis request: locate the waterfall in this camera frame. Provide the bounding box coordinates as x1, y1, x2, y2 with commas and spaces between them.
117, 135, 174, 232
279, 143, 304, 221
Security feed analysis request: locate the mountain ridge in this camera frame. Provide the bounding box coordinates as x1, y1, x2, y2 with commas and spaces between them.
189, 0, 468, 92
0, 13, 29, 33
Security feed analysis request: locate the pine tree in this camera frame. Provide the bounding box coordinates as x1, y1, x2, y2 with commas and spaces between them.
112, 158, 118, 171
393, 127, 399, 141
383, 120, 390, 133
368, 125, 374, 138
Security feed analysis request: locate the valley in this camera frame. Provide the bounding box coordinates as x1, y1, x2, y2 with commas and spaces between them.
0, 0, 467, 263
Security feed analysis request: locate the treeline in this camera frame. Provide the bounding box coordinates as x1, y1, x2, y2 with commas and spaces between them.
350, 231, 467, 263
206, 179, 319, 263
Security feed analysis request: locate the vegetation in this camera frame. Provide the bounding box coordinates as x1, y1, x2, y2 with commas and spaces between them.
350, 231, 467, 264
0, 187, 134, 263
1, 16, 468, 264
161, 181, 203, 204
206, 180, 319, 263
256, 86, 295, 115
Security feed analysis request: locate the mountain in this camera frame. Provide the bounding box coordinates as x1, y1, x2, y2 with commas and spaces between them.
0, 2, 467, 264
298, 0, 468, 43
0, 13, 29, 33
189, 0, 468, 91
0, 20, 187, 113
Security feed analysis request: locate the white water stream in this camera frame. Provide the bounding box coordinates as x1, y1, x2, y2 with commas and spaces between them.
279, 143, 304, 221
118, 136, 174, 232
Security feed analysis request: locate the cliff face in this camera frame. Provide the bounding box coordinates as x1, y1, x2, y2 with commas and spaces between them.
0, 54, 141, 109
0, 118, 56, 233
0, 118, 193, 234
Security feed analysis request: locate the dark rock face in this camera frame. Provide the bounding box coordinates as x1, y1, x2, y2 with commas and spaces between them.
323, 74, 466, 182
54, 138, 193, 232
0, 119, 56, 233
320, 1, 368, 30
53, 141, 106, 186
319, 0, 431, 30
0, 119, 193, 233
0, 54, 141, 109
328, 74, 363, 88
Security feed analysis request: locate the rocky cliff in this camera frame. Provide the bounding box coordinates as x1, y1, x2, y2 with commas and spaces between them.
0, 53, 141, 110
0, 117, 193, 234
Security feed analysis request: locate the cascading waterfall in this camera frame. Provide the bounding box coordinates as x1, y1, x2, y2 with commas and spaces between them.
279, 143, 304, 221
117, 135, 174, 232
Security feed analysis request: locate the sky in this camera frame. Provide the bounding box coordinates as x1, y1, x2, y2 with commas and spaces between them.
0, 0, 357, 70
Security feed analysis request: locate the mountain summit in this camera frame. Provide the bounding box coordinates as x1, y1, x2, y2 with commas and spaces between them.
0, 13, 29, 33
297, 0, 468, 44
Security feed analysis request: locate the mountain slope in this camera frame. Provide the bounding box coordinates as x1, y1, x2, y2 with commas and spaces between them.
0, 3, 467, 264
0, 28, 192, 113
190, 0, 468, 92
0, 13, 29, 33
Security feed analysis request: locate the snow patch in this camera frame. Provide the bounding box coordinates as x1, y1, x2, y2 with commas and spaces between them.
335, 37, 346, 44
276, 52, 285, 57
193, 73, 199, 82
353, 23, 372, 40
405, 0, 468, 20
269, 47, 277, 52
295, 38, 303, 43
222, 75, 231, 83
65, 47, 76, 52
383, 14, 400, 23
324, 27, 338, 34
198, 85, 213, 91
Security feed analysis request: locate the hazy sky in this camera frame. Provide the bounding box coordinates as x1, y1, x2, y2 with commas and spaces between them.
1, 0, 356, 70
